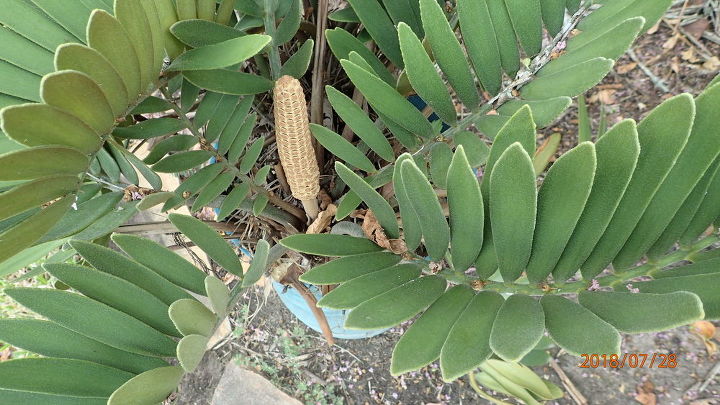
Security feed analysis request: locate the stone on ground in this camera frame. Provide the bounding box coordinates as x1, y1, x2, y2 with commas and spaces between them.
211, 362, 302, 405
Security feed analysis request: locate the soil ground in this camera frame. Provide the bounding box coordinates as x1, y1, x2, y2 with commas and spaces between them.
177, 11, 720, 405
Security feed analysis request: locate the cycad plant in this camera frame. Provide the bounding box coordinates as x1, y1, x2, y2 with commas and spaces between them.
0, 213, 271, 403
0, 0, 718, 403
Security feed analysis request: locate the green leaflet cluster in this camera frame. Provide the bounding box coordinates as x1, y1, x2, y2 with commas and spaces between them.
0, 214, 269, 403
114, 0, 312, 229
325, 0, 669, 142
316, 0, 670, 216
0, 0, 298, 268
281, 81, 720, 380
472, 359, 563, 403
0, 0, 177, 265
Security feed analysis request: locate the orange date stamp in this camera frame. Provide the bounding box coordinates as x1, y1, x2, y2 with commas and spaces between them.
579, 353, 678, 368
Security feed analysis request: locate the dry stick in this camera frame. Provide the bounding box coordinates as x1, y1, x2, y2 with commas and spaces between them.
273, 75, 321, 220
686, 359, 720, 396
549, 358, 588, 405
274, 163, 292, 194
283, 264, 335, 345
678, 26, 715, 60
627, 49, 671, 92
310, 0, 329, 168
115, 220, 240, 234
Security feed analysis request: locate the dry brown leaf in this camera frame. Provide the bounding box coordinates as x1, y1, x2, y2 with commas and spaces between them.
691, 321, 716, 339
0, 348, 11, 362
702, 339, 718, 355
635, 380, 656, 405
646, 22, 660, 35
361, 210, 407, 255
550, 49, 566, 60
663, 34, 679, 50
306, 204, 337, 234
587, 89, 616, 104
196, 206, 216, 221
318, 189, 332, 210
702, 56, 720, 71
684, 18, 710, 40
682, 48, 702, 63
597, 89, 616, 104
671, 57, 682, 74
617, 62, 638, 74
380, 182, 394, 200
690, 320, 718, 355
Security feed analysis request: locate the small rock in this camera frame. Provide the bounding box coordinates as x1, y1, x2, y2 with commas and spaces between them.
211, 362, 302, 405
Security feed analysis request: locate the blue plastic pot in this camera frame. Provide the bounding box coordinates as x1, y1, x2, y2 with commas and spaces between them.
271, 281, 390, 339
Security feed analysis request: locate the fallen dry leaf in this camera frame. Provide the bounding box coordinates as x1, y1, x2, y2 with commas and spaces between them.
361, 210, 407, 255
318, 189, 332, 210
681, 48, 702, 63
617, 62, 638, 74
671, 57, 682, 74
684, 18, 710, 40
196, 206, 217, 221
663, 34, 679, 50
588, 89, 617, 104
646, 22, 660, 35
690, 320, 718, 355
597, 89, 616, 104
635, 380, 656, 405
702, 56, 720, 71
306, 204, 336, 234
691, 321, 716, 340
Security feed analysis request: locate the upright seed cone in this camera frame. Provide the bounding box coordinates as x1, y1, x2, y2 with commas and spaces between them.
273, 75, 320, 220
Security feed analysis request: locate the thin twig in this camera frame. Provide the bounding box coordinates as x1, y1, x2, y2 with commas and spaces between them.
279, 264, 335, 346
627, 49, 671, 92
678, 26, 715, 60
85, 173, 126, 192
549, 357, 588, 405
686, 359, 720, 396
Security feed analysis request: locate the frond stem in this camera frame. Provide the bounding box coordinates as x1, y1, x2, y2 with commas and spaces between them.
476, 233, 720, 296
